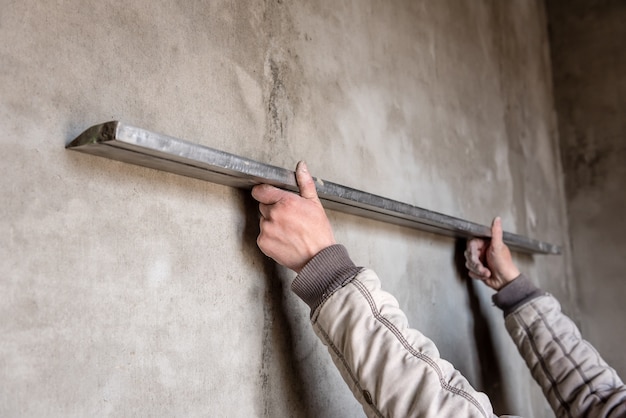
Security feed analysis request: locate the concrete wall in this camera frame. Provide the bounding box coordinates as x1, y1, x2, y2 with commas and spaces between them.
547, 0, 626, 378
1, 1, 570, 417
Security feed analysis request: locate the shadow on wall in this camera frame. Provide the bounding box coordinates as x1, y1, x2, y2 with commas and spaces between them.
238, 190, 317, 418
453, 239, 511, 415
64, 120, 317, 417
239, 192, 522, 416
239, 193, 522, 416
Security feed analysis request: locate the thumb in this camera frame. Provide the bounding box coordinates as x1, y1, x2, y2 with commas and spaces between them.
251, 184, 287, 205
491, 216, 504, 249
296, 161, 319, 200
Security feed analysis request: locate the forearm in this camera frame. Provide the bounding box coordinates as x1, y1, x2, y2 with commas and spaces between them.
293, 246, 495, 418
497, 278, 626, 417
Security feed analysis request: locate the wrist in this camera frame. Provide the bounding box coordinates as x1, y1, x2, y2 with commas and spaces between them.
291, 244, 361, 313
503, 266, 521, 283
493, 274, 545, 316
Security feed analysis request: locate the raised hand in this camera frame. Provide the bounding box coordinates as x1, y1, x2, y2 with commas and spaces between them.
465, 217, 521, 290
251, 161, 336, 272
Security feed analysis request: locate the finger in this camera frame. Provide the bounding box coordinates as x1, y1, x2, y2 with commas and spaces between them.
467, 238, 486, 253
463, 249, 471, 261
475, 264, 491, 277
465, 244, 492, 277
466, 239, 485, 262
252, 184, 287, 205
465, 242, 480, 268
256, 218, 273, 253
465, 258, 491, 277
258, 203, 271, 219
491, 216, 504, 249
295, 161, 319, 200
468, 271, 489, 282
465, 260, 479, 274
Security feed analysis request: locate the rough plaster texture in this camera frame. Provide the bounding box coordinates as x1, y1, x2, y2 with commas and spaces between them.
1, 1, 570, 417
547, 0, 626, 379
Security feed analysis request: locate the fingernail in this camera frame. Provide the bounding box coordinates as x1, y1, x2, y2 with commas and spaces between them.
298, 161, 308, 173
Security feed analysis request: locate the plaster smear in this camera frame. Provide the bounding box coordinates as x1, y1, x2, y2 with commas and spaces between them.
1, 1, 570, 417
333, 84, 460, 215
234, 64, 265, 136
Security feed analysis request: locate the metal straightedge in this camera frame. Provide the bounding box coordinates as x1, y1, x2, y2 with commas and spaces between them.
66, 121, 562, 255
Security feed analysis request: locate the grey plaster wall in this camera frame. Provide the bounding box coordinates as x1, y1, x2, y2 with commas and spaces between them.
547, 0, 626, 379
1, 1, 570, 417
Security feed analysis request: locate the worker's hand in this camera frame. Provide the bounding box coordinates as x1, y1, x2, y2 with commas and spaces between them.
251, 161, 336, 273
464, 217, 520, 291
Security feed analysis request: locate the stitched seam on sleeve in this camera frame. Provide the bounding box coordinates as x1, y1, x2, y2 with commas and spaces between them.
515, 303, 573, 418
315, 325, 385, 418
312, 270, 364, 322
532, 302, 610, 404
352, 279, 490, 418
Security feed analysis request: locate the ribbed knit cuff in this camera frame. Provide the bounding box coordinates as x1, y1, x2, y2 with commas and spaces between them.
492, 274, 545, 316
291, 244, 362, 312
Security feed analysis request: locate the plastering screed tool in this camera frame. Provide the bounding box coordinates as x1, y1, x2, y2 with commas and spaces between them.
66, 121, 562, 255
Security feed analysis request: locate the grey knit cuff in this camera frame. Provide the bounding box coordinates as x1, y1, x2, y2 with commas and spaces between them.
492, 274, 545, 316
291, 244, 362, 312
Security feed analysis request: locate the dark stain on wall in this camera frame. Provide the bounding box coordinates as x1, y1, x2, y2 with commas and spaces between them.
454, 239, 512, 415
547, 0, 626, 198
238, 190, 313, 417
546, 0, 626, 377
266, 58, 289, 142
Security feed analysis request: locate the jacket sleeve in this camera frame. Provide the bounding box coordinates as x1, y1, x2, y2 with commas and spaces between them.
292, 245, 496, 418
494, 275, 626, 418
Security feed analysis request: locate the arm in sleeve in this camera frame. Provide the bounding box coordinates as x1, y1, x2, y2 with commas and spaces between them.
292, 245, 496, 418
494, 275, 626, 418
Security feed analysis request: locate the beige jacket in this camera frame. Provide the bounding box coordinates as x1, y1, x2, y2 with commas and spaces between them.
292, 245, 626, 418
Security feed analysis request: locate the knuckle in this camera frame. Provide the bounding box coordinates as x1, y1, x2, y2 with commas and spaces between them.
281, 194, 296, 207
